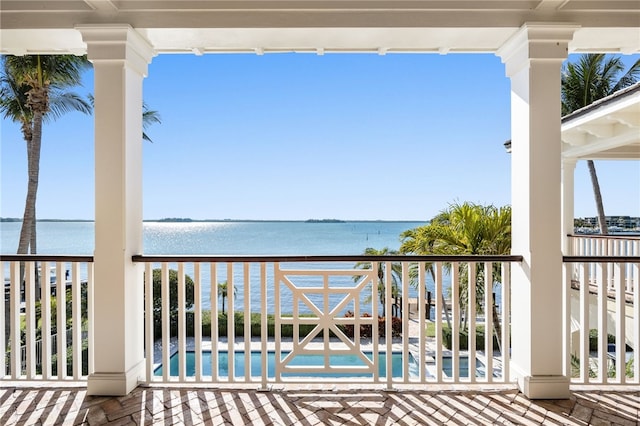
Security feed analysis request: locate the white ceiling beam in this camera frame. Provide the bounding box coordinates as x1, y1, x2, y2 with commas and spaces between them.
607, 112, 640, 128
576, 124, 615, 139
562, 131, 640, 159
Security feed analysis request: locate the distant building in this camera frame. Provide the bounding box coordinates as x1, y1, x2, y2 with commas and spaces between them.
581, 216, 640, 229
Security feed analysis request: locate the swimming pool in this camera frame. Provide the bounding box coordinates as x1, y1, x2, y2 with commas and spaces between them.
154, 350, 419, 378
441, 356, 489, 378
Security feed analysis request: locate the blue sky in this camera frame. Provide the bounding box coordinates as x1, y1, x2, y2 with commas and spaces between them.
1, 53, 639, 221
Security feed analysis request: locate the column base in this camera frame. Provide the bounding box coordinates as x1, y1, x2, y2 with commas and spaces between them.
87, 359, 144, 396
517, 374, 571, 399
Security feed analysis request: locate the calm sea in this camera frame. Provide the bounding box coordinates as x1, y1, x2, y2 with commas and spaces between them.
0, 221, 425, 255
1, 221, 432, 313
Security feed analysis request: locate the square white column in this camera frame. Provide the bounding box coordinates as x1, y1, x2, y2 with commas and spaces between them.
498, 23, 579, 399
77, 25, 155, 396
562, 158, 577, 252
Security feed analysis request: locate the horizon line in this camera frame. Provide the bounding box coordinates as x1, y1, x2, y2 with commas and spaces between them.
0, 218, 429, 223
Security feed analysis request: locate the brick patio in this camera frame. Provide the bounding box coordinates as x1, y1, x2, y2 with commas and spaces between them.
0, 385, 638, 425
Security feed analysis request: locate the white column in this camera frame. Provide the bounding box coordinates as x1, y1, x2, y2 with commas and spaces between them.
498, 23, 578, 399
562, 158, 577, 253
77, 25, 155, 396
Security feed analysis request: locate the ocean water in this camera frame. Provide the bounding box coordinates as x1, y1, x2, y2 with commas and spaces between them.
1, 220, 434, 313
0, 221, 424, 256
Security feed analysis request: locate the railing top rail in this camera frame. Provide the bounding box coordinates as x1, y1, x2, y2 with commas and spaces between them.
563, 255, 640, 263
0, 254, 94, 262
132, 254, 524, 263
568, 233, 640, 240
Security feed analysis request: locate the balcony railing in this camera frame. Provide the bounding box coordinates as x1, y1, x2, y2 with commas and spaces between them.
133, 254, 521, 388
568, 234, 639, 294
565, 234, 639, 385
1, 255, 93, 382
2, 252, 637, 388
563, 254, 639, 385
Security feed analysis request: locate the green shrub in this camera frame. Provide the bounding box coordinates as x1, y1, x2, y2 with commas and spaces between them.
442, 325, 501, 351
180, 312, 330, 339
587, 329, 632, 352
150, 268, 195, 337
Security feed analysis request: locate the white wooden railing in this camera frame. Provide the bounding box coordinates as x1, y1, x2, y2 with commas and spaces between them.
134, 254, 520, 388
568, 234, 640, 294
564, 255, 639, 385
1, 255, 93, 381
5, 253, 636, 388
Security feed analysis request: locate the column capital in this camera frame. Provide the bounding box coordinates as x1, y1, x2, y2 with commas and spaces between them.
76, 24, 155, 76
562, 157, 578, 169
497, 23, 580, 77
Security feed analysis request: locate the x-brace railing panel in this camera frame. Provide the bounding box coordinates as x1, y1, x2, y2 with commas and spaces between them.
274, 262, 380, 381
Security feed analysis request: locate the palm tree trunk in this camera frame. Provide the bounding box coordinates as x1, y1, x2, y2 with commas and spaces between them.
429, 269, 452, 330
587, 160, 608, 235
492, 300, 502, 354
16, 138, 34, 254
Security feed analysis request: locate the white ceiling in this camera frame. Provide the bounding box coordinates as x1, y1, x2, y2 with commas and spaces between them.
2, 1, 638, 161
1, 0, 639, 55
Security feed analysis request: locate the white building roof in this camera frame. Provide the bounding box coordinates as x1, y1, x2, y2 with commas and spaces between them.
562, 82, 640, 160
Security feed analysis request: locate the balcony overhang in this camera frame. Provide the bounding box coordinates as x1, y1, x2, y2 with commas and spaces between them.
1, 1, 639, 55
562, 82, 640, 160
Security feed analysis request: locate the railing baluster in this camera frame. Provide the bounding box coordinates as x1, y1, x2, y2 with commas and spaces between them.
418, 262, 426, 383
372, 262, 379, 383
161, 263, 170, 382
244, 263, 251, 383
401, 262, 410, 384
434, 262, 442, 383
194, 263, 202, 382
9, 261, 20, 379
385, 261, 392, 390
260, 262, 268, 389
451, 262, 460, 383
25, 261, 35, 379
178, 263, 186, 382
41, 262, 51, 379
227, 262, 234, 382
274, 262, 281, 383
597, 261, 607, 382
614, 262, 625, 383
579, 263, 589, 383
211, 263, 218, 382
71, 263, 81, 380
484, 262, 493, 383
468, 262, 477, 383
501, 262, 510, 382
87, 262, 94, 377
144, 262, 153, 382
55, 262, 66, 380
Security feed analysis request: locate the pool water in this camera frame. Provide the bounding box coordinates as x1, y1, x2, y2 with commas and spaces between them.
154, 350, 419, 378
441, 356, 488, 377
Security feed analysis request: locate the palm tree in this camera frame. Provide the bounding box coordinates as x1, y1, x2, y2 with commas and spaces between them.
0, 55, 92, 255
561, 54, 640, 234
142, 103, 161, 142
400, 202, 511, 337
218, 281, 236, 314
353, 247, 402, 317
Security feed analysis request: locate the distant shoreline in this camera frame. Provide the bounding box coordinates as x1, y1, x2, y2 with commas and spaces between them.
1, 218, 426, 224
